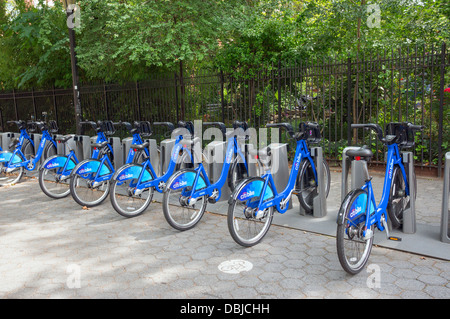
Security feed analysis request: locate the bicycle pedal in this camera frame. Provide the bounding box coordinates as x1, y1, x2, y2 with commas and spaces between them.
208, 197, 217, 204
388, 236, 402, 242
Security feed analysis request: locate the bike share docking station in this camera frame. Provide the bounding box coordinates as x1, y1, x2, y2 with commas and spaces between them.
299, 147, 328, 218
203, 127, 260, 203
262, 123, 327, 217
341, 146, 417, 234
441, 152, 450, 243
159, 122, 202, 176
1, 132, 16, 151
256, 143, 293, 210
121, 137, 159, 172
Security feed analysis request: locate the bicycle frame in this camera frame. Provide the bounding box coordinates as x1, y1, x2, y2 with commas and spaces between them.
75, 133, 149, 187
182, 135, 247, 201
3, 128, 56, 171
359, 143, 409, 233
120, 134, 195, 194
244, 139, 316, 214
41, 131, 107, 176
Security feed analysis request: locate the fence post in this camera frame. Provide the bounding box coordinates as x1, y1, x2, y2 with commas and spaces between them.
52, 85, 59, 126
220, 70, 225, 123
438, 42, 447, 178
136, 81, 142, 121
0, 108, 3, 132
179, 60, 185, 121
346, 57, 353, 146
277, 60, 282, 123
174, 72, 179, 122
13, 89, 18, 121
103, 81, 109, 120
31, 87, 37, 119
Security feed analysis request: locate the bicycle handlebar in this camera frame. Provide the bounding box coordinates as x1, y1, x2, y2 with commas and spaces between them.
203, 122, 227, 139
352, 122, 425, 145
153, 122, 175, 133
232, 121, 248, 131
266, 123, 295, 138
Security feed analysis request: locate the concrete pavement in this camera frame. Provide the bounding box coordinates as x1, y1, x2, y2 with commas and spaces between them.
0, 171, 448, 299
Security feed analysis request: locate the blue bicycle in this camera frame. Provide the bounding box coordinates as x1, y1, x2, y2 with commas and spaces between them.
0, 119, 58, 186
336, 122, 423, 275
109, 121, 204, 218
68, 120, 149, 208
162, 121, 263, 231
38, 119, 120, 199
227, 122, 330, 247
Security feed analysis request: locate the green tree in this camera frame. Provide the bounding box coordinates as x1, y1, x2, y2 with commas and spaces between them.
0, 0, 71, 89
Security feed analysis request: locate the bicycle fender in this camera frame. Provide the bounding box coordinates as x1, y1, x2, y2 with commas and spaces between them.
230, 177, 274, 204
164, 169, 207, 192
73, 159, 111, 176
0, 151, 22, 164
337, 189, 375, 225
40, 155, 76, 171
113, 164, 152, 182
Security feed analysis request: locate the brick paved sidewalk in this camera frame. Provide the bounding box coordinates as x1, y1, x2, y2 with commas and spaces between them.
0, 176, 448, 299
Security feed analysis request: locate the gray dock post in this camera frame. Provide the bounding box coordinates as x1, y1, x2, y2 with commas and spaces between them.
300, 147, 327, 217
441, 152, 450, 243
402, 152, 416, 234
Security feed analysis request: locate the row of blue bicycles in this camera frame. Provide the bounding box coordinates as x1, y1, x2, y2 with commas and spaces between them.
0, 116, 423, 275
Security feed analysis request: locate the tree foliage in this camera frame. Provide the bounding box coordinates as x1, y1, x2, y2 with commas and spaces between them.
0, 0, 448, 89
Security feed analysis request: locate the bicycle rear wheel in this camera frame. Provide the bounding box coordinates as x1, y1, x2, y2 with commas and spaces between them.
387, 166, 412, 229
296, 158, 330, 214
228, 154, 263, 191
336, 188, 374, 275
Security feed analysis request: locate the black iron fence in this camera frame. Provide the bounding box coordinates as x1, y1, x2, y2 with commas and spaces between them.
0, 43, 448, 175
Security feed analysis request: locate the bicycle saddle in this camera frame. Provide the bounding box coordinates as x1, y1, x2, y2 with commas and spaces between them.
91, 141, 109, 150
55, 135, 74, 144
130, 141, 149, 150
345, 146, 373, 161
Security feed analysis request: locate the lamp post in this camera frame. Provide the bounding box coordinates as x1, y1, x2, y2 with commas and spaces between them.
63, 0, 82, 134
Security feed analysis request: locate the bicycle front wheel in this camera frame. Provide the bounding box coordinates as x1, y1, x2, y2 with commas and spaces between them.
39, 167, 71, 199
0, 162, 24, 186
336, 188, 374, 275
110, 177, 154, 218
227, 177, 274, 247
70, 173, 110, 207
162, 169, 207, 231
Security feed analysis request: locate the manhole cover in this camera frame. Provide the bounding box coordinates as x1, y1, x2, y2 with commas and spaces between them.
218, 259, 253, 274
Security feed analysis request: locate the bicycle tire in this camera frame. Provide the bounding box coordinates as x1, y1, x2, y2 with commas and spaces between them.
227, 154, 263, 192
38, 157, 72, 199
110, 178, 154, 218
162, 169, 208, 231
227, 177, 274, 247
297, 158, 331, 214
0, 162, 24, 186
336, 188, 374, 275
387, 166, 409, 229
43, 142, 57, 161
69, 159, 111, 207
